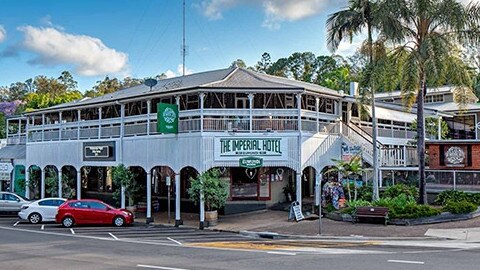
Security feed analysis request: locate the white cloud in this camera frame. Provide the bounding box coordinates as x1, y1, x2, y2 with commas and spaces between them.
335, 35, 365, 56
165, 64, 193, 78
199, 0, 344, 29
40, 15, 65, 30
18, 26, 129, 76
0, 25, 6, 43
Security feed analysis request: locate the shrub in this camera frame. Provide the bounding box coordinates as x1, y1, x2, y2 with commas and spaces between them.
435, 190, 480, 206
188, 169, 229, 211
356, 184, 373, 202
382, 184, 418, 200
373, 194, 439, 219
443, 200, 478, 214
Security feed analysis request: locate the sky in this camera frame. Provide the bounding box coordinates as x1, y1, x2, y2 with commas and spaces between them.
0, 0, 475, 92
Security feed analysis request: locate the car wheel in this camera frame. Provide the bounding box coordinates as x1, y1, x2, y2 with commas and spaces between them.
62, 216, 74, 228
28, 213, 42, 224
113, 216, 125, 227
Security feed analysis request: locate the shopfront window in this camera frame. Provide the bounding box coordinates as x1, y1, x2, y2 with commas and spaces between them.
446, 115, 476, 139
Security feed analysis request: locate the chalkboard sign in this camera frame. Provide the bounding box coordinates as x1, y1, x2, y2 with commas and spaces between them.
288, 201, 304, 222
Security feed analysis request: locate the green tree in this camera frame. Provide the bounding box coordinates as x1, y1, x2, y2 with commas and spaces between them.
57, 71, 78, 91
85, 76, 122, 98
325, 156, 365, 201
327, 0, 381, 201
379, 0, 480, 203
255, 52, 272, 73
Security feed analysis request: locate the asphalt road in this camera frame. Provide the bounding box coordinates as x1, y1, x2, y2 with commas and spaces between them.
1, 216, 480, 270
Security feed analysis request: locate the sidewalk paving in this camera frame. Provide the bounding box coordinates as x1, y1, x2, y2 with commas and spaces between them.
136, 209, 480, 241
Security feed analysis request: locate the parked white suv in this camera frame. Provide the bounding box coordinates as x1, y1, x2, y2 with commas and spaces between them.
18, 198, 67, 224
0, 192, 30, 212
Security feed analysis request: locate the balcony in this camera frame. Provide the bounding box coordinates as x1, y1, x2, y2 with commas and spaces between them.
25, 109, 340, 143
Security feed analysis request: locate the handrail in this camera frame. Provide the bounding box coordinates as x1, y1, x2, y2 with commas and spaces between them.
346, 121, 385, 148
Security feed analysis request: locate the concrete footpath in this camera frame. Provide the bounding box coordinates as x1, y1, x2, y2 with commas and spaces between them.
137, 210, 480, 241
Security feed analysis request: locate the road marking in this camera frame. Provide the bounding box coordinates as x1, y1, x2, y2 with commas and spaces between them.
41, 225, 44, 230
388, 260, 425, 265
109, 233, 118, 240
137, 264, 189, 270
13, 221, 19, 227
267, 251, 296, 256
167, 237, 182, 246
70, 229, 75, 235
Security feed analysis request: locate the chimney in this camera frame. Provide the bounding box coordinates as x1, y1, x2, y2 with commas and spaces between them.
350, 82, 359, 97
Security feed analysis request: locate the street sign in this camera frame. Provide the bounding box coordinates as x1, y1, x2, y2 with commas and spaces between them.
166, 176, 171, 186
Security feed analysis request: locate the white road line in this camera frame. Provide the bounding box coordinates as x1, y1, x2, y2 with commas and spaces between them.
388, 260, 425, 265
13, 221, 19, 227
109, 233, 118, 240
267, 251, 297, 256
41, 225, 44, 230
70, 229, 75, 235
137, 264, 189, 270
167, 237, 182, 246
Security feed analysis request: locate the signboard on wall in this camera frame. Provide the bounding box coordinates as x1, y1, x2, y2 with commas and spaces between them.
157, 103, 178, 134
239, 157, 263, 168
341, 143, 362, 161
214, 137, 288, 161
0, 162, 13, 181
443, 145, 468, 167
83, 141, 116, 161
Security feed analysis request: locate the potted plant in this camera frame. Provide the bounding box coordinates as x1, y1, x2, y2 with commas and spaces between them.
112, 164, 139, 212
282, 181, 295, 202
187, 169, 229, 227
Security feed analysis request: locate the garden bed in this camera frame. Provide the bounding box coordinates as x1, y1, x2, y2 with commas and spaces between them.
389, 206, 480, 226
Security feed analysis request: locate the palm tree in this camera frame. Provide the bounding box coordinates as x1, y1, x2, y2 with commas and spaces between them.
378, 0, 480, 203
326, 0, 381, 201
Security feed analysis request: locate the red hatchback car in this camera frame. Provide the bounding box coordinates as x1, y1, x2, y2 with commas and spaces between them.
55, 199, 134, 228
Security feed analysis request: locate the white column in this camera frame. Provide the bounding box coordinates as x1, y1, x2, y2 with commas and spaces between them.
175, 173, 181, 227
315, 97, 320, 133
58, 112, 62, 140
248, 93, 254, 133
58, 169, 63, 198
76, 169, 81, 200
25, 168, 30, 199
25, 117, 29, 143
120, 104, 126, 208
77, 109, 81, 140
6, 119, 9, 142
199, 93, 205, 132
40, 168, 45, 199
41, 114, 45, 141
98, 107, 102, 139
437, 116, 442, 140
199, 189, 205, 229
146, 100, 151, 135
17, 118, 21, 140
296, 94, 303, 209
146, 171, 153, 223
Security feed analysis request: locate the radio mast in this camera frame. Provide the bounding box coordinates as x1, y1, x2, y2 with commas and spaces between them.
182, 0, 186, 76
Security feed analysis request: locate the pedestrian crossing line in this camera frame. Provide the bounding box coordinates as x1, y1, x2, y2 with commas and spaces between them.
109, 233, 119, 240
167, 237, 182, 245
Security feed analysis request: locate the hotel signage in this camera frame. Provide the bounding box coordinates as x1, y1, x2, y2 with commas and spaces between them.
157, 103, 178, 134
83, 141, 116, 161
239, 157, 263, 169
214, 137, 287, 161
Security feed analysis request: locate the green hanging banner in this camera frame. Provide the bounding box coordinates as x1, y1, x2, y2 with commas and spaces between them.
157, 103, 179, 134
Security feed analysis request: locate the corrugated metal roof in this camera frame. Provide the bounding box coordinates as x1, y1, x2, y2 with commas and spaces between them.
26, 67, 342, 114
0, 145, 26, 160
425, 102, 480, 112
28, 67, 237, 113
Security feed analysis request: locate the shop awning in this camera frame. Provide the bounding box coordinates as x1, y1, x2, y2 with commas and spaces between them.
366, 106, 417, 123
0, 145, 26, 160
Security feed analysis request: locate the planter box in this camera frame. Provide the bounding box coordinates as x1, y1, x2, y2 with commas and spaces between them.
390, 206, 480, 226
